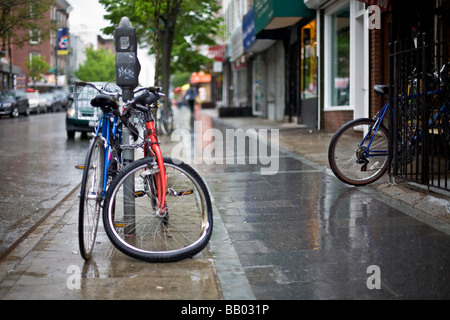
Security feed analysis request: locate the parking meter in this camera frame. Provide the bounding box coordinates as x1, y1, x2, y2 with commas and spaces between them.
115, 17, 140, 218
115, 17, 140, 102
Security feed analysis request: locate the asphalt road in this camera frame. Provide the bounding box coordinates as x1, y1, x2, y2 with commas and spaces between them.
0, 112, 88, 257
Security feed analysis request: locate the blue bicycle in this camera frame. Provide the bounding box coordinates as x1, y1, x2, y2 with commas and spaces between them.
76, 81, 136, 260
328, 63, 449, 186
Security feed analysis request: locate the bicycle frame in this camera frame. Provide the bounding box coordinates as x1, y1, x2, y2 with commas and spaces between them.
362, 87, 447, 160
94, 112, 121, 198
360, 100, 390, 158
142, 111, 167, 215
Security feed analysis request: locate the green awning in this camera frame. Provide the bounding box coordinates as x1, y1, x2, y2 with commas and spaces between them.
254, 0, 315, 34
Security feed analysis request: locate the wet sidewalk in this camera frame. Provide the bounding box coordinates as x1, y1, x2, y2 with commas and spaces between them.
1, 107, 450, 300
198, 110, 450, 299
203, 109, 450, 225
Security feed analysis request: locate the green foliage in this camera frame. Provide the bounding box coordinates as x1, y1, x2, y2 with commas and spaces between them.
171, 71, 191, 88
0, 0, 53, 47
98, 0, 222, 79
25, 55, 50, 84
74, 47, 116, 82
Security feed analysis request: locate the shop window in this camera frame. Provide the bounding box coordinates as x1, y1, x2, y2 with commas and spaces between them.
325, 3, 350, 107
301, 20, 318, 99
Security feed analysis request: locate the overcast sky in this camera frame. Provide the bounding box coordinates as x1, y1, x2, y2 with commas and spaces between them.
68, 0, 110, 45
68, 0, 155, 85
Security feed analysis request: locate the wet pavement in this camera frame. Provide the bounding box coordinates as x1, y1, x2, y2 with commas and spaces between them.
0, 112, 87, 256
1, 107, 450, 300
197, 111, 450, 299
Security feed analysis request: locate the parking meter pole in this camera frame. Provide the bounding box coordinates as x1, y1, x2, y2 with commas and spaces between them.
122, 125, 135, 234
115, 17, 140, 235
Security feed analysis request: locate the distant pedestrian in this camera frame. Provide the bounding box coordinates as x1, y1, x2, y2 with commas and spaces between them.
184, 84, 198, 114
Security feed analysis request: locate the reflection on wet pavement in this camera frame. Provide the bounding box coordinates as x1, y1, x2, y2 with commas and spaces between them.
196, 117, 450, 299
0, 113, 88, 256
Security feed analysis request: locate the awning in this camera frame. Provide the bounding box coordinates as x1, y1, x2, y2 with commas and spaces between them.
254, 0, 315, 34
243, 6, 276, 53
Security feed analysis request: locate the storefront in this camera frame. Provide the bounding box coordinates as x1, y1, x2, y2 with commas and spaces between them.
286, 19, 318, 127
305, 0, 370, 130
1, 57, 22, 89
252, 0, 315, 122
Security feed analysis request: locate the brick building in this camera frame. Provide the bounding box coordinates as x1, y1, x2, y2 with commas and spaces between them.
9, 0, 71, 88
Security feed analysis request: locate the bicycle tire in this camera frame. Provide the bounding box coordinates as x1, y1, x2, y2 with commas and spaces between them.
102, 156, 213, 262
159, 108, 174, 135
78, 136, 105, 260
328, 118, 389, 186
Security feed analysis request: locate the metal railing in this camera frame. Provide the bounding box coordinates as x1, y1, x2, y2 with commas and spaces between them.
389, 34, 450, 191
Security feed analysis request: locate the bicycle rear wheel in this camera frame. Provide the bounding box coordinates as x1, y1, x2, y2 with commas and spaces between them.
79, 136, 105, 260
158, 107, 174, 135
102, 157, 213, 262
328, 118, 389, 186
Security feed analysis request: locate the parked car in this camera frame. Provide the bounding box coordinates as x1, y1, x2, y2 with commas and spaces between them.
52, 87, 72, 109
66, 82, 121, 139
0, 89, 30, 118
26, 90, 46, 114
41, 92, 63, 112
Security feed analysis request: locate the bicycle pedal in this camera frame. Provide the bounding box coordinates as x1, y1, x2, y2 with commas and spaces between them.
167, 188, 194, 197
179, 190, 194, 196
115, 222, 126, 228
134, 190, 146, 198
75, 164, 85, 170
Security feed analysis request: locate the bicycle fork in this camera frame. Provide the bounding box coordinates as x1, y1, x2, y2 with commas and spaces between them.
357, 110, 389, 172
145, 120, 167, 216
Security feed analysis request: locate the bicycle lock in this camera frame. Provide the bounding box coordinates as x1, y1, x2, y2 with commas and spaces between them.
115, 17, 141, 234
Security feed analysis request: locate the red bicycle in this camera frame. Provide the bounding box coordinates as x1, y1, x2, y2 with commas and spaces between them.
102, 88, 213, 262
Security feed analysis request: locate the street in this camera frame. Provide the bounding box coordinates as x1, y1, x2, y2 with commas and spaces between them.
0, 107, 450, 300
0, 112, 87, 257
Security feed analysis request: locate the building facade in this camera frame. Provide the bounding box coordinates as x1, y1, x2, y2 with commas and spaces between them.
220, 0, 318, 126
10, 0, 71, 88
218, 0, 450, 131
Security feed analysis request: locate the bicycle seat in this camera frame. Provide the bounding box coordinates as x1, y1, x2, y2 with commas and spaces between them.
374, 85, 389, 97
91, 94, 120, 110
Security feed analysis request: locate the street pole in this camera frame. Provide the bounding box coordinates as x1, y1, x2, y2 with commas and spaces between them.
114, 17, 141, 235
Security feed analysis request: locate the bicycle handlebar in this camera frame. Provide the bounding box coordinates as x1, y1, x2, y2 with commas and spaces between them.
75, 81, 165, 101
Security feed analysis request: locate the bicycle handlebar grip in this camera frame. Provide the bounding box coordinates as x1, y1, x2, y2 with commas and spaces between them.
147, 86, 160, 92
135, 90, 159, 106
75, 81, 87, 87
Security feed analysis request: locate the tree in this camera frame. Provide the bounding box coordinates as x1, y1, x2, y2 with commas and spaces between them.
25, 55, 50, 87
99, 0, 222, 106
75, 47, 116, 82
0, 0, 53, 47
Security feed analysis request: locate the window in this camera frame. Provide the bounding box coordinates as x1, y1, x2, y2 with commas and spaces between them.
326, 3, 350, 107
301, 20, 318, 99
29, 51, 41, 62
324, 0, 369, 116
30, 29, 40, 44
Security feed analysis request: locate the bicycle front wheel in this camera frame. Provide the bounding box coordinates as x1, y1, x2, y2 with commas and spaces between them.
328, 118, 389, 186
102, 157, 213, 262
79, 136, 105, 260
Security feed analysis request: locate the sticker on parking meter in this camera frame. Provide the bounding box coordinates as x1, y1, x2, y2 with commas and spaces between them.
120, 36, 130, 50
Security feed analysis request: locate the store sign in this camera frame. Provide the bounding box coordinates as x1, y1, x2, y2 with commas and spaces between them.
208, 44, 226, 62
57, 28, 69, 55
243, 7, 256, 51
357, 0, 391, 11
